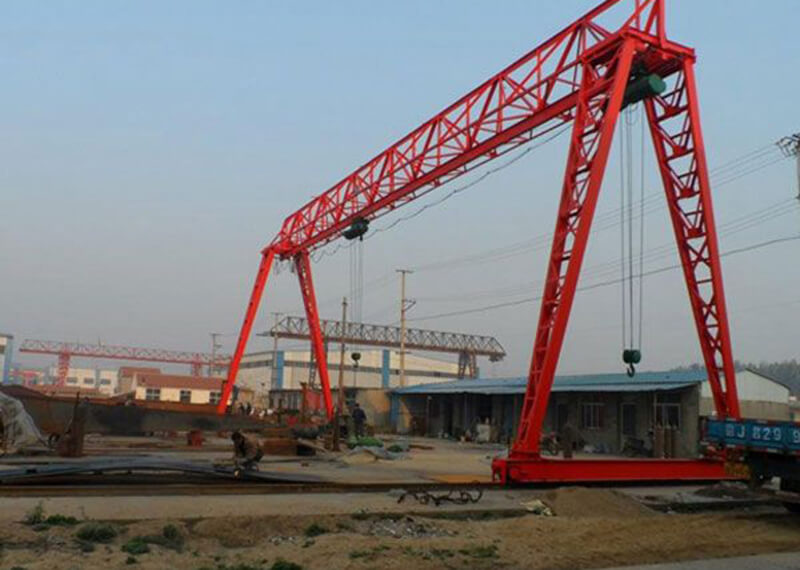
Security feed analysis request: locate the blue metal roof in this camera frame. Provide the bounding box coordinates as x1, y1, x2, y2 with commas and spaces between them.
392, 370, 705, 396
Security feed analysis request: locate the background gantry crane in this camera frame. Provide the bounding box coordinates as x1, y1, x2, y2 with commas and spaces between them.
19, 339, 229, 386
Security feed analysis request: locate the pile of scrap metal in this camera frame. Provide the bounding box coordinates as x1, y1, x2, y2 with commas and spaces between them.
0, 385, 274, 437
0, 391, 48, 455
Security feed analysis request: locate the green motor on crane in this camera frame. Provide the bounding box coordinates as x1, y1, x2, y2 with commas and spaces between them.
622, 73, 666, 108
343, 218, 369, 241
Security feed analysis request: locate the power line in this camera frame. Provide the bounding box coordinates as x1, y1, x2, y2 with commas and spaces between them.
414, 197, 797, 304
406, 234, 800, 322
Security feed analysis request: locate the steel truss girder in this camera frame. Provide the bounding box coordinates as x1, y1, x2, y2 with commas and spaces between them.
267, 315, 506, 359
269, 0, 674, 257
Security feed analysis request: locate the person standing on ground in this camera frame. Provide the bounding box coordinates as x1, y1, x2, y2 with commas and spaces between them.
559, 421, 577, 459
352, 402, 367, 438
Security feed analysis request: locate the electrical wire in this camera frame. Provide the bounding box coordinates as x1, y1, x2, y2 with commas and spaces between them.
406, 233, 800, 322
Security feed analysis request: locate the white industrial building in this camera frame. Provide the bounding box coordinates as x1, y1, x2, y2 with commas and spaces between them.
46, 366, 119, 395
0, 333, 12, 385
236, 348, 460, 400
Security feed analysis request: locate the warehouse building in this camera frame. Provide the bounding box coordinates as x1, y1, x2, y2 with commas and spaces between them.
391, 369, 790, 458
117, 371, 251, 406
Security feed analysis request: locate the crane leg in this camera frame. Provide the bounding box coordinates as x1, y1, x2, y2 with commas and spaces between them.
57, 352, 71, 387
295, 251, 334, 420
644, 59, 740, 419
513, 39, 636, 456
217, 248, 276, 414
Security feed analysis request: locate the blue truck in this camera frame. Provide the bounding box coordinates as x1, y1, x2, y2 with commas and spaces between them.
704, 418, 800, 512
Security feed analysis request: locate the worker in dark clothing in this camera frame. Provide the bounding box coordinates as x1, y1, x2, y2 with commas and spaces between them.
352, 403, 367, 438
231, 430, 263, 471
559, 421, 577, 459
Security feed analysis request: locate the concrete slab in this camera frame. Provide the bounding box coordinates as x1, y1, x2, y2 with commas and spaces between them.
605, 551, 800, 569
0, 488, 538, 522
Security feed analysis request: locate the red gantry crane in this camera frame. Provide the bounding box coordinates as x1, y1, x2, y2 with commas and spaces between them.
220, 0, 740, 483
20, 339, 229, 386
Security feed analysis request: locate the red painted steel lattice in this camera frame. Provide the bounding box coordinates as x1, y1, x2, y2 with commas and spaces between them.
220, 0, 740, 483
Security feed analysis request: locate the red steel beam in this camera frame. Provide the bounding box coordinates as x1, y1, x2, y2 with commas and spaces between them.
492, 457, 734, 484
268, 0, 669, 257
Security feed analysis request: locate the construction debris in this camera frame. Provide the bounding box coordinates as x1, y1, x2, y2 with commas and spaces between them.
520, 499, 554, 516
397, 488, 483, 506
0, 391, 48, 455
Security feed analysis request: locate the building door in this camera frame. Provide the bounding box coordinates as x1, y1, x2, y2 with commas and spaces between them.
621, 403, 637, 438
556, 403, 569, 432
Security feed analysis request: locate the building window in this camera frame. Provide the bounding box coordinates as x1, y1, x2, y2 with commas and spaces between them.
67, 377, 78, 385
580, 401, 604, 430
145, 388, 161, 401
83, 378, 94, 385
209, 391, 221, 405
180, 390, 191, 403
100, 379, 111, 385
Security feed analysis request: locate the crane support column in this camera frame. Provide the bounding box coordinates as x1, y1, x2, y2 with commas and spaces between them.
217, 249, 276, 414
514, 39, 636, 455
645, 59, 740, 419
295, 251, 334, 419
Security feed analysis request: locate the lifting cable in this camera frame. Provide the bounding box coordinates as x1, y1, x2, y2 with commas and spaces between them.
348, 236, 365, 385
619, 105, 645, 377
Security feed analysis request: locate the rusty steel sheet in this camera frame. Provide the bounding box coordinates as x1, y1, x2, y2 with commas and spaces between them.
0, 385, 269, 437
0, 456, 324, 484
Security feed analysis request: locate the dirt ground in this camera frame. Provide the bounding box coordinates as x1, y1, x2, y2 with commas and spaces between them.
2, 488, 800, 570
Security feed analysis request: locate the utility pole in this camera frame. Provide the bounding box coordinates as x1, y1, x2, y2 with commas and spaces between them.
270, 312, 282, 391
778, 133, 800, 199
332, 297, 348, 452
396, 269, 414, 387
209, 333, 223, 377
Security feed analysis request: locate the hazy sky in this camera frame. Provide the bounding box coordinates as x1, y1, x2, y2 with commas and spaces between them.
2, 1, 799, 378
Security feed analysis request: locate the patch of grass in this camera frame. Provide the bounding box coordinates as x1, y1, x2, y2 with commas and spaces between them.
75, 522, 118, 543
429, 548, 455, 559
121, 538, 151, 555
350, 512, 370, 521
125, 555, 138, 565
74, 539, 96, 553
349, 545, 390, 560
271, 560, 303, 570
23, 502, 45, 525
458, 544, 498, 559
122, 525, 184, 554
335, 521, 354, 532
197, 559, 302, 570
303, 523, 327, 538
44, 514, 79, 526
